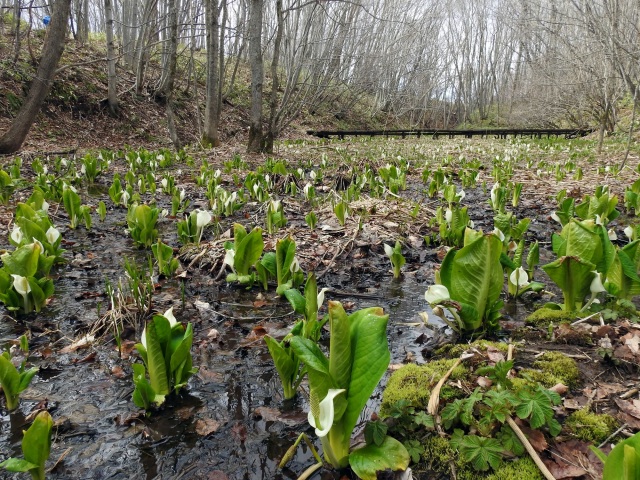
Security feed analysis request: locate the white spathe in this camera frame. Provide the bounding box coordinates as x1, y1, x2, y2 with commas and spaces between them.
308, 389, 345, 438
384, 244, 394, 258
425, 284, 450, 304
46, 226, 60, 244
10, 226, 23, 244
509, 266, 530, 288
590, 271, 606, 294
196, 210, 212, 228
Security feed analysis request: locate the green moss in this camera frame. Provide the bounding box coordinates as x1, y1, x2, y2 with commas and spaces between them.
526, 307, 585, 326
435, 340, 509, 358
421, 435, 469, 475
531, 351, 580, 388
381, 360, 468, 416
484, 457, 544, 480
565, 408, 619, 443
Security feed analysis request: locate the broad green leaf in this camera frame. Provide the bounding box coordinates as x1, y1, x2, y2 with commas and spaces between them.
561, 220, 602, 266
0, 458, 39, 472
515, 389, 554, 429
349, 436, 410, 480
17, 367, 38, 393
275, 237, 296, 286
234, 227, 264, 275
328, 301, 352, 391
22, 410, 53, 479
144, 321, 170, 397
602, 431, 640, 480
440, 233, 503, 331
169, 324, 194, 387
260, 252, 277, 277
132, 363, 155, 409
3, 243, 41, 278
542, 256, 595, 311
283, 289, 306, 314
304, 273, 318, 323
341, 307, 390, 446
264, 336, 297, 397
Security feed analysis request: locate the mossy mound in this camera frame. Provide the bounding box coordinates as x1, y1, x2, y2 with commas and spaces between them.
565, 408, 619, 443
484, 457, 544, 480
526, 307, 585, 326
421, 435, 468, 476
530, 351, 581, 388
434, 340, 509, 358
380, 360, 468, 416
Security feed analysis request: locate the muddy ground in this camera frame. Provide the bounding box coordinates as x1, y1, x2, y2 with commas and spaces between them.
1, 136, 640, 480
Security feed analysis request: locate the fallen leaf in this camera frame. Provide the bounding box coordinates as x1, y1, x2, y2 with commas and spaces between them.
477, 376, 493, 388
195, 418, 221, 436
517, 423, 548, 452
253, 407, 307, 426
207, 328, 219, 340
111, 366, 126, 379
614, 398, 640, 420
194, 299, 211, 312
549, 383, 568, 395
231, 423, 247, 443
60, 335, 95, 354
253, 299, 267, 308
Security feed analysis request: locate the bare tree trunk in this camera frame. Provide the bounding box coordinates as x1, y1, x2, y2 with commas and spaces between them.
247, 0, 264, 153
157, 0, 179, 94
104, 0, 119, 114
621, 87, 638, 170
0, 0, 72, 154
12, 0, 21, 64
202, 0, 220, 147
264, 0, 282, 154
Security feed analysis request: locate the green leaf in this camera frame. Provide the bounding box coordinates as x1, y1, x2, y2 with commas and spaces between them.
602, 431, 640, 480
234, 227, 264, 275
264, 335, 297, 398
3, 243, 42, 278
339, 306, 390, 446
328, 302, 352, 391
144, 320, 170, 397
364, 421, 388, 447
497, 425, 525, 456
17, 367, 38, 393
515, 388, 554, 429
22, 410, 53, 479
132, 363, 155, 409
458, 435, 503, 472
349, 436, 410, 480
284, 289, 306, 315
0, 458, 39, 472
439, 232, 503, 331
542, 255, 595, 311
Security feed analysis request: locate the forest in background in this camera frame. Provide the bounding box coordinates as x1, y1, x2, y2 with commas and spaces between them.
0, 0, 638, 153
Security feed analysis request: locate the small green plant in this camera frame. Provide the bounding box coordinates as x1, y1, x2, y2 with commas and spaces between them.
0, 242, 55, 314
62, 184, 81, 229
424, 229, 504, 334
0, 335, 38, 411
264, 273, 327, 399
177, 209, 212, 245
225, 224, 265, 286
0, 170, 15, 204
108, 174, 123, 205
384, 241, 405, 279
305, 211, 317, 230
132, 308, 198, 410
334, 200, 347, 226
97, 201, 107, 221
284, 302, 410, 477
0, 410, 53, 480
266, 199, 286, 235
127, 204, 159, 248
274, 236, 304, 295
151, 240, 179, 277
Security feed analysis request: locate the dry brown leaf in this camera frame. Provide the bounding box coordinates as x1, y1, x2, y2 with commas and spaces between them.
195, 418, 221, 436
549, 383, 568, 395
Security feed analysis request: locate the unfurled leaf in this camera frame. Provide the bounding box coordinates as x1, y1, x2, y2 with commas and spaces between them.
458, 435, 503, 472
349, 436, 410, 480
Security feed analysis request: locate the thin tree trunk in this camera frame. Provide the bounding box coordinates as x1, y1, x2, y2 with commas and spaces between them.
12, 0, 21, 64
0, 0, 72, 154
621, 87, 638, 170
104, 0, 119, 114
264, 0, 283, 154
202, 0, 220, 147
247, 0, 264, 153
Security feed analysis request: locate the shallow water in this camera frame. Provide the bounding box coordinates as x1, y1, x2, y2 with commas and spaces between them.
0, 205, 447, 479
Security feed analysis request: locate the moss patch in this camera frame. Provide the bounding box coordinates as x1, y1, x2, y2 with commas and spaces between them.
380, 360, 468, 416
484, 457, 544, 480
526, 307, 585, 326
565, 408, 619, 443
530, 351, 581, 388
435, 340, 509, 358
421, 435, 468, 476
